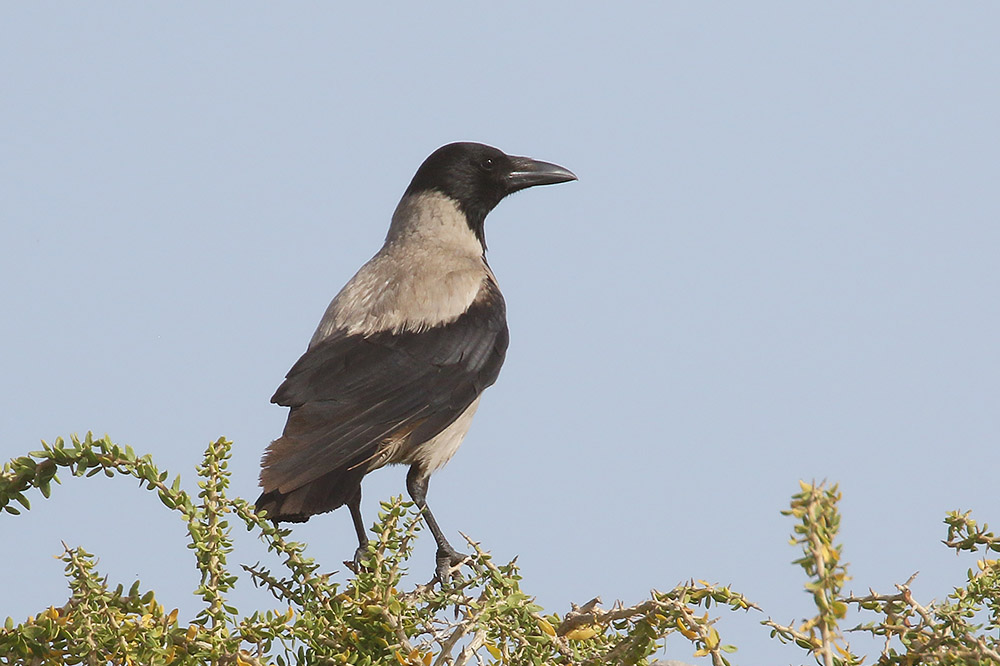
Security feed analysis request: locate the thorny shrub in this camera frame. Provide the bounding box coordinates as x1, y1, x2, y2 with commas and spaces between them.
1, 434, 998, 665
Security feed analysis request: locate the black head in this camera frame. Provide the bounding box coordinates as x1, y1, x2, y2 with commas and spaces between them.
404, 142, 576, 245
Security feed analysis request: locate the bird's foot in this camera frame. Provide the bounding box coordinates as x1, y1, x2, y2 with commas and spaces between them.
434, 546, 470, 585
344, 543, 372, 574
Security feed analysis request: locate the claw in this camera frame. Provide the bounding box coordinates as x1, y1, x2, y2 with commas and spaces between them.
434, 546, 470, 584
345, 544, 369, 574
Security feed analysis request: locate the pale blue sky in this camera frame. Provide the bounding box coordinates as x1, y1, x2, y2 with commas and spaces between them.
3, 4, 999, 663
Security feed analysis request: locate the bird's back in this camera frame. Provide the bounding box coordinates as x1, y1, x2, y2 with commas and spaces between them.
310, 192, 490, 343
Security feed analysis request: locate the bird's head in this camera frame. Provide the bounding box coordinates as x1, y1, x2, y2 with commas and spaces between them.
404, 142, 577, 246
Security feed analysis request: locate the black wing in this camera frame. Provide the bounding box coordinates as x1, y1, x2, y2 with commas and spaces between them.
260, 282, 508, 494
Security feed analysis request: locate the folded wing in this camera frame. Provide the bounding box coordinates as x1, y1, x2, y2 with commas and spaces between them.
260, 282, 508, 494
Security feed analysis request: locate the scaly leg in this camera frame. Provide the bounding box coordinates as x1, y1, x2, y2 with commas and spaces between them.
406, 466, 468, 583
347, 488, 369, 571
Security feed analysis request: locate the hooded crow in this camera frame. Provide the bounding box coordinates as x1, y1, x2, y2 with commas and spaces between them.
256, 142, 576, 581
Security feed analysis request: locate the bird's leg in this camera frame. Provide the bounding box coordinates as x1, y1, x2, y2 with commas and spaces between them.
406, 466, 468, 583
346, 488, 370, 573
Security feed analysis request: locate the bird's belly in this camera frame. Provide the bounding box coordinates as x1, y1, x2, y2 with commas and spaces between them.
392, 397, 482, 473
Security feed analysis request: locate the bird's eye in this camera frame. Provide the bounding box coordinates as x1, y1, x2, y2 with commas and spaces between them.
479, 157, 496, 172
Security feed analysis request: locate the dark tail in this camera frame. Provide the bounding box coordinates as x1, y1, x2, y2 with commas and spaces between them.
254, 466, 365, 523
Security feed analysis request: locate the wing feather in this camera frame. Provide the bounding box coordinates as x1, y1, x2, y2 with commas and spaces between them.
260, 281, 508, 493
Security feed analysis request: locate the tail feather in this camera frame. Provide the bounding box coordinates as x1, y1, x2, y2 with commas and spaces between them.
255, 466, 365, 522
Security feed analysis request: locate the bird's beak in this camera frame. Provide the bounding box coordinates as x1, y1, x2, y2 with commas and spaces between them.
506, 156, 578, 192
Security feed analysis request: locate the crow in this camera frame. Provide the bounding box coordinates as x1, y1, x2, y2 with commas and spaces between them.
256, 142, 576, 580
